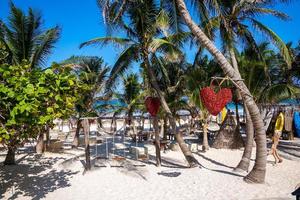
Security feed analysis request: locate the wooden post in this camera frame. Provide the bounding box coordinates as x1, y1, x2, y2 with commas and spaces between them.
82, 119, 91, 170
153, 116, 161, 167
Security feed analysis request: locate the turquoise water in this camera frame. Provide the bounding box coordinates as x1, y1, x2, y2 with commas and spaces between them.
95, 98, 300, 115
226, 102, 244, 115
279, 98, 300, 105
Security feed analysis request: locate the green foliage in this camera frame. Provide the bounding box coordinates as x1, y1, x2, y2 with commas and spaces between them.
0, 3, 60, 68
237, 42, 300, 103
81, 1, 187, 90
62, 56, 110, 117
110, 73, 143, 118
0, 62, 79, 145
0, 42, 9, 64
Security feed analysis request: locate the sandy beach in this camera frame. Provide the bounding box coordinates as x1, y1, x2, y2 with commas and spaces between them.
1, 137, 299, 200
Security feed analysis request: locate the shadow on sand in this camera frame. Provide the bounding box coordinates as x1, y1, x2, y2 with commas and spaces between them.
0, 154, 79, 200
194, 152, 244, 178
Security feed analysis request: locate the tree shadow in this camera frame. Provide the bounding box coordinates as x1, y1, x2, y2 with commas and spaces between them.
158, 171, 181, 177
192, 152, 244, 178
194, 152, 235, 169
278, 148, 300, 159
146, 155, 189, 169
118, 160, 148, 181
0, 154, 79, 200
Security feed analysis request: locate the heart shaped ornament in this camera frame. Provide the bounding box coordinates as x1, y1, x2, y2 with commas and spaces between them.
200, 87, 232, 116
145, 97, 161, 117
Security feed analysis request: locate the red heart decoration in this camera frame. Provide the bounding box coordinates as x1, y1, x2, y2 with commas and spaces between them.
200, 87, 232, 116
145, 97, 161, 117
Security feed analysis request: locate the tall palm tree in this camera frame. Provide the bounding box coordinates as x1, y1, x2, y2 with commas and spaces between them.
81, 0, 199, 167
176, 0, 267, 183
0, 3, 60, 68
203, 0, 291, 69
236, 42, 300, 171
62, 56, 109, 147
195, 0, 292, 172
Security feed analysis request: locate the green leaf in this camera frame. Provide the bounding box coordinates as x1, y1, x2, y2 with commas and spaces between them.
44, 69, 54, 75
55, 94, 62, 101
24, 84, 35, 95
68, 79, 74, 86
4, 134, 10, 140
47, 107, 54, 113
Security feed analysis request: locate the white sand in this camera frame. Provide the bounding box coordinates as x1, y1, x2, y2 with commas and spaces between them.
1, 144, 299, 200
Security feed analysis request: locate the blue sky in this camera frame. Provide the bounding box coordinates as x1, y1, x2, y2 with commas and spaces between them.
1, 0, 300, 69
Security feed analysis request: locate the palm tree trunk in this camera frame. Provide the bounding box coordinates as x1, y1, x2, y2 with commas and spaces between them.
36, 131, 44, 154
230, 49, 243, 136
142, 116, 145, 131
163, 117, 168, 140
176, 0, 266, 183
153, 116, 161, 166
235, 104, 254, 172
229, 48, 240, 77
45, 126, 50, 149
72, 119, 82, 147
4, 145, 16, 165
202, 120, 209, 152
142, 49, 199, 167
160, 118, 164, 138
231, 47, 253, 171
82, 119, 91, 170
128, 111, 135, 136
110, 116, 116, 132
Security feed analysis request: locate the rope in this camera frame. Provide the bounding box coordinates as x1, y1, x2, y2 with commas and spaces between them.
211, 76, 253, 99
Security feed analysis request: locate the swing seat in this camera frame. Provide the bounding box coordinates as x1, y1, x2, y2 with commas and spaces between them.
114, 143, 126, 149
138, 154, 148, 160
130, 146, 147, 158
189, 143, 198, 153
144, 144, 155, 154
112, 156, 126, 161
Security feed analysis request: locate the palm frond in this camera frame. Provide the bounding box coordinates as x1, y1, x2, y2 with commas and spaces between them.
250, 19, 292, 68
79, 37, 133, 49
244, 7, 289, 21
259, 83, 300, 103
30, 26, 60, 68
149, 38, 176, 53
105, 44, 140, 90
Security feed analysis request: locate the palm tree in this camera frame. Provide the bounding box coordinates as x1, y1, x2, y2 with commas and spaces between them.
62, 56, 109, 147
81, 0, 199, 167
111, 73, 143, 135
235, 42, 300, 171
0, 3, 60, 68
203, 0, 291, 69
185, 55, 222, 151
238, 42, 300, 103
196, 0, 292, 172
175, 0, 267, 183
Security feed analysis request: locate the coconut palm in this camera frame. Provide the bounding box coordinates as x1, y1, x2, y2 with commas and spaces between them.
0, 3, 60, 68
185, 55, 223, 151
194, 0, 292, 172
62, 56, 110, 147
175, 0, 268, 183
111, 73, 143, 135
235, 42, 300, 171
81, 0, 199, 167
239, 42, 300, 103
202, 0, 292, 69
